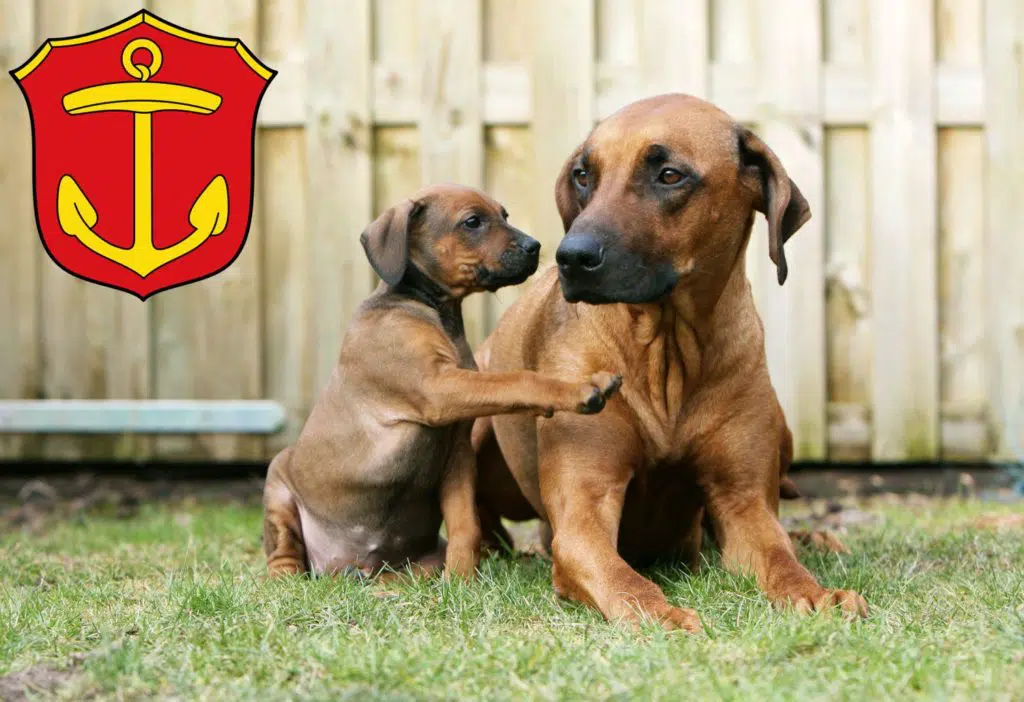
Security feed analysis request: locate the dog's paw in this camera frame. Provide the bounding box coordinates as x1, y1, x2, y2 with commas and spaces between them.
443, 555, 479, 581
655, 604, 703, 633
788, 529, 851, 555
615, 602, 704, 634
576, 372, 623, 414
782, 587, 868, 619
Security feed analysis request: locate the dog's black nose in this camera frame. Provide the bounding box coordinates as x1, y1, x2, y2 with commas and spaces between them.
556, 235, 604, 271
521, 236, 541, 255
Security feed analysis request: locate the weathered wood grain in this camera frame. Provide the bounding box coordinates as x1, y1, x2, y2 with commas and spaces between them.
36, 0, 150, 461
0, 0, 40, 459
418, 0, 487, 345
868, 0, 939, 460
984, 0, 1024, 462
754, 0, 826, 460
150, 0, 264, 461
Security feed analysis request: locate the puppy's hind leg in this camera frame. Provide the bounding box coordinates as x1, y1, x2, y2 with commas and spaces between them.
263, 448, 308, 577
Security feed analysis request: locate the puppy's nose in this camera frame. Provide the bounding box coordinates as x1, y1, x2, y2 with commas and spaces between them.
556, 235, 604, 272
520, 237, 541, 256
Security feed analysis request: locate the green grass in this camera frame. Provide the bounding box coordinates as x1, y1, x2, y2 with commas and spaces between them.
1, 497, 1022, 701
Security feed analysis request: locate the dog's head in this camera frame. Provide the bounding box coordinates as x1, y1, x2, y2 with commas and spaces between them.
360, 183, 541, 297
552, 93, 811, 305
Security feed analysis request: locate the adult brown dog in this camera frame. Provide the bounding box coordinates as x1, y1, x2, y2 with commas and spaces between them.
471, 95, 867, 631
262, 183, 622, 581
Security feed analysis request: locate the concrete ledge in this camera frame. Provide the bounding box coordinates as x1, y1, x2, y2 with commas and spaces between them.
0, 401, 287, 435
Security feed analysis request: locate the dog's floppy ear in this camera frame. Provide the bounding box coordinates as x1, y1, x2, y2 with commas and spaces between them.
359, 199, 424, 286
738, 127, 811, 286
554, 144, 585, 232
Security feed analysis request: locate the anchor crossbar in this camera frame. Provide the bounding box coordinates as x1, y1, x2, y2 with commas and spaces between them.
63, 81, 221, 115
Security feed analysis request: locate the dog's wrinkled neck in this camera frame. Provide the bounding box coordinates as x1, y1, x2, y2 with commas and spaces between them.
392, 264, 465, 340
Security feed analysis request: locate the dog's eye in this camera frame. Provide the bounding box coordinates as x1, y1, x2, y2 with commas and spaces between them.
463, 215, 483, 230
572, 168, 589, 189
657, 168, 686, 186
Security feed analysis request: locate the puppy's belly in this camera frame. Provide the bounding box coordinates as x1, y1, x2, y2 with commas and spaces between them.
299, 498, 442, 576
293, 423, 454, 576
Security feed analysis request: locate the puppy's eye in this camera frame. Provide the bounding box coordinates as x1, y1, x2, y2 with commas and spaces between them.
657, 168, 686, 186
463, 215, 483, 230
572, 168, 589, 189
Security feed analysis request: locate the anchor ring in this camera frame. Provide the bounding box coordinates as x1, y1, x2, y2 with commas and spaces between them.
122, 38, 162, 82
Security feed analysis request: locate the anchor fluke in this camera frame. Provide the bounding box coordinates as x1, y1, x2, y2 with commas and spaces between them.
56, 172, 231, 278
189, 175, 229, 236
57, 175, 98, 236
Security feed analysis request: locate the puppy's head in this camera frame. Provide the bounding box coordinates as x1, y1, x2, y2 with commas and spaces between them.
360, 183, 541, 297
552, 93, 811, 305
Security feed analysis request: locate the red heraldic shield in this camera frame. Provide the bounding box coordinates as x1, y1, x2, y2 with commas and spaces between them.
10, 10, 275, 299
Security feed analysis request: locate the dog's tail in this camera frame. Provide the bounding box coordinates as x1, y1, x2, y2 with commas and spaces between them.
778, 424, 802, 500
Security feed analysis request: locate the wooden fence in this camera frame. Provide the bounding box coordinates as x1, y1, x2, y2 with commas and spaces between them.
0, 0, 1021, 465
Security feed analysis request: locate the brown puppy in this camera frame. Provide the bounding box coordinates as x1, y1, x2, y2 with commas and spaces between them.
472, 95, 867, 631
262, 183, 622, 581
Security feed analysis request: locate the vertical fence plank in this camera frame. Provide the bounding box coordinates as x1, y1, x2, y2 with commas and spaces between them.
711, 1, 763, 294
374, 129, 422, 223
596, 0, 707, 107
637, 0, 708, 98
530, 0, 594, 260
374, 0, 422, 224
937, 0, 986, 459
36, 0, 149, 462
151, 0, 263, 461
755, 0, 825, 460
597, 0, 641, 108
484, 0, 535, 323
0, 0, 40, 459
985, 0, 1024, 462
263, 0, 309, 452
823, 0, 872, 460
306, 0, 373, 404
869, 0, 938, 460
418, 0, 486, 345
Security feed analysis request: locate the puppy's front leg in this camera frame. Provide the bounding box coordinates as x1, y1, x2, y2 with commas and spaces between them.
440, 426, 482, 579
414, 367, 622, 427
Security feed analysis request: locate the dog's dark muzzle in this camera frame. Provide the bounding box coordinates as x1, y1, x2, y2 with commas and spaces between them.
481, 234, 541, 290
555, 232, 679, 304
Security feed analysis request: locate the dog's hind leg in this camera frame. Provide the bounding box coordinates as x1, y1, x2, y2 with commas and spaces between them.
262, 448, 308, 576
471, 415, 540, 554
775, 426, 851, 555
788, 530, 850, 554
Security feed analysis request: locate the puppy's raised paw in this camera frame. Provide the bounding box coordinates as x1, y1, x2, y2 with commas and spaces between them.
577, 372, 623, 414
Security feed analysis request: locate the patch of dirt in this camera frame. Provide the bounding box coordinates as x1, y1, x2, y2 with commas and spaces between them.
970, 513, 1024, 530
1, 474, 264, 534
0, 657, 86, 702
781, 499, 881, 533
503, 520, 550, 558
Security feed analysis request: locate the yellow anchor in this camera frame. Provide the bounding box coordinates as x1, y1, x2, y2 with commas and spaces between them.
58, 38, 228, 278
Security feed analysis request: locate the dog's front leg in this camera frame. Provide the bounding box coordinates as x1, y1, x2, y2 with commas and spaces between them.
700, 424, 868, 618
440, 425, 482, 579
539, 414, 703, 633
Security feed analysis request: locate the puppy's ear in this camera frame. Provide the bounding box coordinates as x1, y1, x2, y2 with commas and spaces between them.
359, 199, 424, 286
554, 144, 584, 232
738, 127, 811, 285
